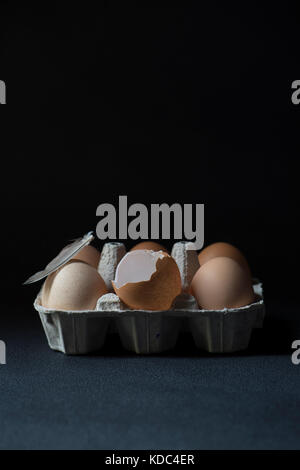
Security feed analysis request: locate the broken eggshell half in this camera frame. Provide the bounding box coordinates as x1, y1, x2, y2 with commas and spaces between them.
112, 250, 182, 311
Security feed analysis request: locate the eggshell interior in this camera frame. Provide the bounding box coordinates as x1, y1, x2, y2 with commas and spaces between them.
113, 250, 165, 288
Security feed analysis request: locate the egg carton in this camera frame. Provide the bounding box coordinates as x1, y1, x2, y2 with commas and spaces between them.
32, 237, 265, 355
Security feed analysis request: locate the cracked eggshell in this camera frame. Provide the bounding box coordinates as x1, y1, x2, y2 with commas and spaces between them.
112, 250, 181, 311
191, 256, 255, 310
72, 245, 101, 268
42, 260, 108, 311
198, 242, 251, 277
130, 241, 169, 253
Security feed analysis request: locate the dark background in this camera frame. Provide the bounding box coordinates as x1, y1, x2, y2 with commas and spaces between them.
1, 3, 299, 342
1, 3, 300, 450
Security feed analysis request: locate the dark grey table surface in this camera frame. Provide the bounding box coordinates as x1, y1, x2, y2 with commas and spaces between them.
1, 300, 300, 450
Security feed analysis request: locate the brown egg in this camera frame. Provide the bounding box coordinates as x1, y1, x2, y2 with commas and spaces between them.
198, 242, 251, 277
72, 245, 101, 268
191, 256, 255, 310
42, 260, 108, 310
130, 241, 169, 253
112, 250, 181, 310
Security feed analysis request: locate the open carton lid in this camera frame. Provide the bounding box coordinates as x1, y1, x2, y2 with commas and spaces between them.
23, 231, 94, 285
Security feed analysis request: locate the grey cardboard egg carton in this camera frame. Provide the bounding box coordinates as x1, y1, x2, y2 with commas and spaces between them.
34, 241, 265, 355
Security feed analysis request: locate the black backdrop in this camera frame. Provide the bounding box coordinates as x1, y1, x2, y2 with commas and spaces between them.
1, 4, 299, 347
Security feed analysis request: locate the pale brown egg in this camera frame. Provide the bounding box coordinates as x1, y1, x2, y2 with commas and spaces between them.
72, 245, 101, 268
198, 242, 251, 277
130, 241, 169, 253
191, 256, 255, 310
42, 260, 108, 310
112, 250, 181, 310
